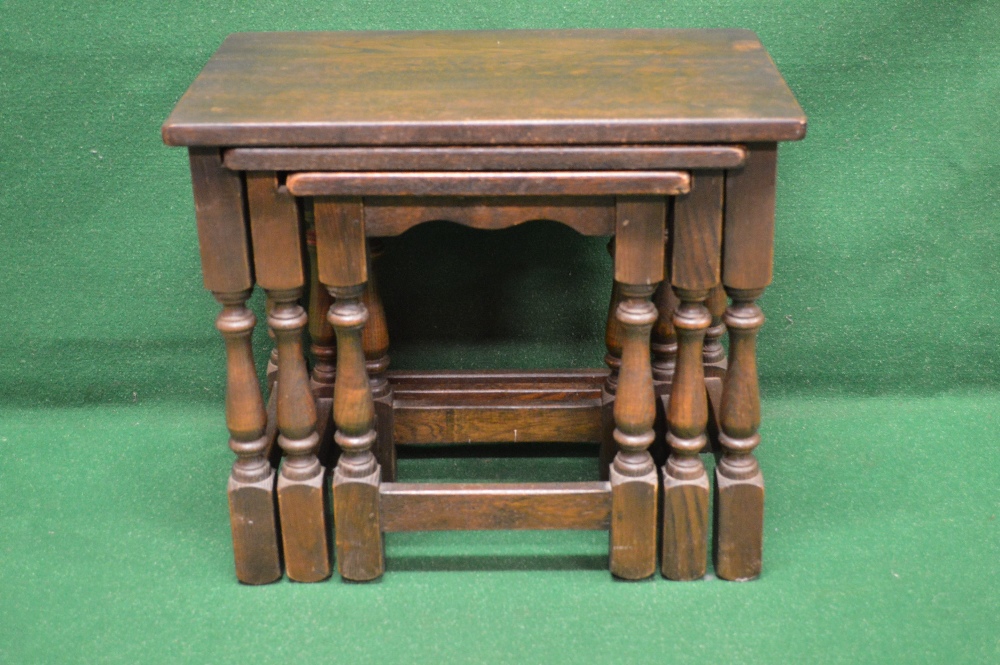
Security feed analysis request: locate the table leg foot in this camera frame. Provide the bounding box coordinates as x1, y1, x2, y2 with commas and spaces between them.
714, 467, 764, 581
333, 465, 385, 581
661, 466, 709, 580
277, 461, 331, 582
609, 465, 658, 580
228, 470, 282, 585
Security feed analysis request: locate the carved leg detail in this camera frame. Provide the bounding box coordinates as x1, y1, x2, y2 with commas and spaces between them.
662, 288, 711, 580
329, 285, 384, 581
609, 284, 658, 580
599, 240, 622, 481
703, 284, 727, 365
264, 294, 279, 393
270, 288, 330, 583
306, 224, 337, 397
715, 287, 766, 581
651, 282, 679, 386
215, 290, 281, 585
363, 241, 396, 482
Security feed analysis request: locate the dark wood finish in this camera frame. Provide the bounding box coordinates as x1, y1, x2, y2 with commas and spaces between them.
313, 197, 367, 288
305, 219, 337, 397
215, 291, 281, 585
713, 143, 777, 581
389, 369, 606, 388
604, 241, 624, 386
661, 172, 723, 580
163, 30, 806, 147
651, 285, 680, 383
248, 172, 330, 583
270, 291, 330, 583
614, 197, 667, 286
390, 369, 603, 445
715, 289, 766, 581
608, 201, 664, 579
703, 283, 728, 365
651, 224, 680, 384
671, 172, 723, 292
723, 144, 778, 290
188, 148, 253, 293
394, 404, 601, 445
363, 196, 615, 237
264, 295, 279, 393
246, 172, 304, 291
287, 171, 689, 198
225, 145, 746, 172
168, 28, 804, 584
608, 282, 661, 580
380, 482, 612, 532
362, 244, 396, 482
327, 283, 385, 581
599, 240, 622, 482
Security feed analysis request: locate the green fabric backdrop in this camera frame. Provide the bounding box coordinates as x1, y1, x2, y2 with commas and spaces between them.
1, 1, 997, 662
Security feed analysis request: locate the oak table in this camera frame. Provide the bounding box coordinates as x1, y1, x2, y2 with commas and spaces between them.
163, 29, 805, 584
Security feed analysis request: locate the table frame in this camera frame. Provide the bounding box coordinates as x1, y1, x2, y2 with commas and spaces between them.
187, 141, 777, 584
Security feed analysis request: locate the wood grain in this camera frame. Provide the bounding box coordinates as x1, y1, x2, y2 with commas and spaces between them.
380, 482, 612, 532
276, 472, 330, 582
269, 289, 328, 582
723, 144, 778, 290
714, 469, 765, 581
715, 289, 767, 581
333, 467, 384, 581
188, 148, 253, 293
246, 171, 304, 292
162, 30, 806, 147
390, 369, 603, 445
609, 470, 658, 580
608, 284, 659, 580
363, 196, 615, 237
615, 197, 667, 286
329, 286, 385, 581
227, 472, 281, 585
225, 145, 747, 171
304, 221, 336, 396
393, 404, 602, 445
662, 473, 709, 580
286, 171, 689, 197
672, 171, 723, 292
661, 279, 713, 580
314, 198, 367, 288
213, 292, 280, 584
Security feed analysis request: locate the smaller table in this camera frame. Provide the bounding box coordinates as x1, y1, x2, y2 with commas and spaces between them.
163, 29, 805, 584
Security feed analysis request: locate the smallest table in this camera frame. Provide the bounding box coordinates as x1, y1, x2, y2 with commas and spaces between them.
163, 29, 805, 584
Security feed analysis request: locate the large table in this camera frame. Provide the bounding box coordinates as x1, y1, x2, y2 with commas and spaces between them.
163, 29, 806, 584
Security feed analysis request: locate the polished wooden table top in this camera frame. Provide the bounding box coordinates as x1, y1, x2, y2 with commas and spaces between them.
162, 29, 806, 147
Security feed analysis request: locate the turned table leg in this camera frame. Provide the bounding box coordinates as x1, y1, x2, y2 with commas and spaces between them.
716, 289, 766, 580
247, 171, 330, 582
715, 144, 777, 580
608, 197, 665, 580
363, 241, 396, 482
216, 290, 282, 585
599, 239, 623, 481
651, 279, 679, 384
187, 148, 281, 584
702, 283, 728, 449
306, 208, 337, 398
315, 197, 385, 581
269, 289, 329, 582
661, 171, 723, 580
703, 284, 727, 366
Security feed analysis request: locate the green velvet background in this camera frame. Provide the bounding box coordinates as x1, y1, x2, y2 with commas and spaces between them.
1, 1, 997, 662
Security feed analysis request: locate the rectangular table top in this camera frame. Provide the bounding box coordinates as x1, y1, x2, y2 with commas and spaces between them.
163, 29, 806, 148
